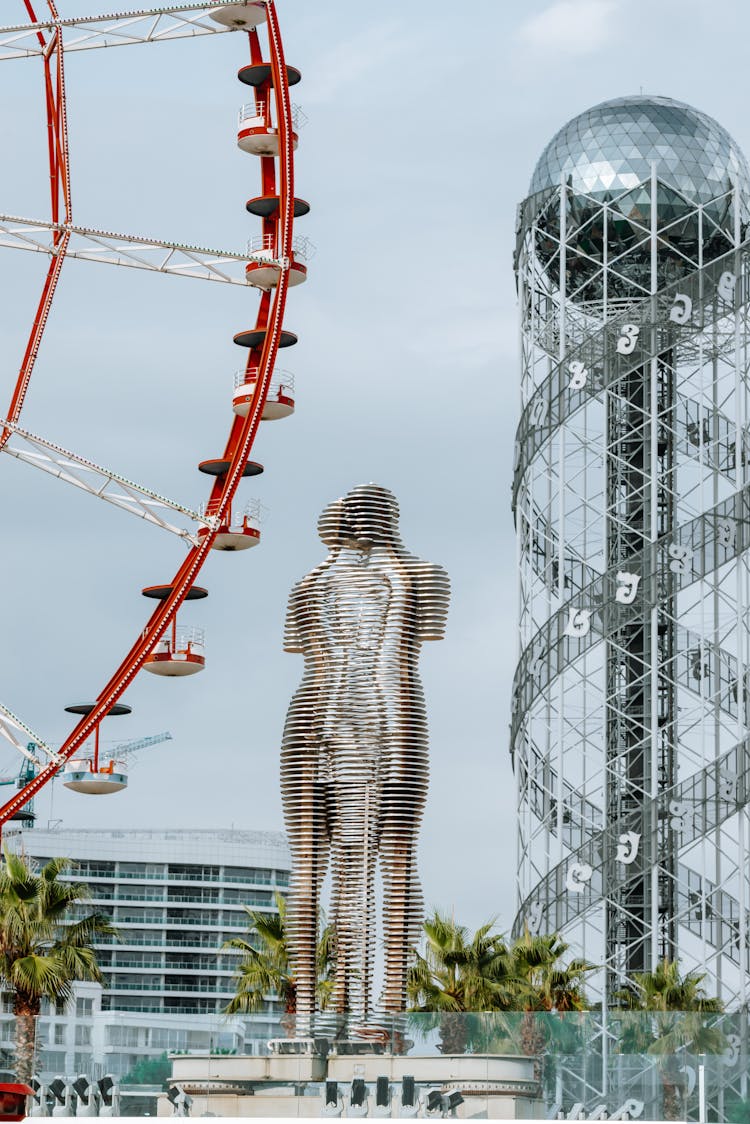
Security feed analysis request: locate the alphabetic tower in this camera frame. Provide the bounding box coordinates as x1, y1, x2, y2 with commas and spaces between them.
511, 95, 750, 1009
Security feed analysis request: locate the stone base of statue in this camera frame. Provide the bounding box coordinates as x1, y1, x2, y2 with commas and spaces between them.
267, 1037, 329, 1056
162, 1052, 543, 1118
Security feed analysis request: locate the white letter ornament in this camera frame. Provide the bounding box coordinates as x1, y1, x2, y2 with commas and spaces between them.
669, 294, 692, 325
531, 648, 547, 687
679, 1066, 696, 1098
616, 324, 640, 355
565, 862, 593, 893
615, 571, 640, 605
568, 361, 588, 390
668, 543, 692, 575
669, 800, 695, 835
530, 396, 549, 428
616, 831, 641, 865
717, 518, 735, 548
564, 608, 592, 638
609, 1101, 644, 1121
526, 901, 543, 935
722, 1034, 741, 1067
719, 770, 738, 803
718, 270, 737, 303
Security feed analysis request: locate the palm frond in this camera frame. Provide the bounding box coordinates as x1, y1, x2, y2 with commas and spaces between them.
0, 847, 108, 1009
224, 891, 334, 1018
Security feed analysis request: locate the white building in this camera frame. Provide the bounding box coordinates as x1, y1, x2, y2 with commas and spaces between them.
3, 827, 291, 1079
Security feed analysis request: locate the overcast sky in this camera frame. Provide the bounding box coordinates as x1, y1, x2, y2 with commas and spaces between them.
2, 0, 750, 937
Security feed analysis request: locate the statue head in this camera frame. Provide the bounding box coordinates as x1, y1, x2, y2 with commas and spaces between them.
342, 484, 401, 546
317, 499, 353, 549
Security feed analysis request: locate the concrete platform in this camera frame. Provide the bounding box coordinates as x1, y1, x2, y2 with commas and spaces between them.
162, 1052, 543, 1118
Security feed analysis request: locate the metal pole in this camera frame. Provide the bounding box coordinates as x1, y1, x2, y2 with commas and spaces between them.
698, 1056, 706, 1124
557, 171, 567, 863
649, 161, 660, 970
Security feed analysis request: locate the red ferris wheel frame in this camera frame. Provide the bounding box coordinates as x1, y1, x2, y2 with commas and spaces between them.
0, 0, 297, 825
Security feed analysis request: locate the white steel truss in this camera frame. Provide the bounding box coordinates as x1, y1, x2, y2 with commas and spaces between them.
0, 704, 59, 766
0, 214, 274, 286
0, 3, 239, 61
512, 173, 750, 1115
1, 420, 214, 543
512, 174, 750, 1016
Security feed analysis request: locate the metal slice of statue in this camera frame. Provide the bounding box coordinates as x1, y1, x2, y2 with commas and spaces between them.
281, 484, 450, 1036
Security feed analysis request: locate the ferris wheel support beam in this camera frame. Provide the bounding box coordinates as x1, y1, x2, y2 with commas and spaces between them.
0, 421, 211, 543
0, 0, 296, 826
0, 704, 60, 767
0, 2, 236, 60
0, 214, 269, 285
1, 0, 72, 450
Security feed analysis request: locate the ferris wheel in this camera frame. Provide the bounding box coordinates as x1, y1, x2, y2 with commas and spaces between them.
0, 0, 305, 821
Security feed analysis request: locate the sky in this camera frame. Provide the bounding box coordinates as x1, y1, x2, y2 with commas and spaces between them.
2, 0, 750, 938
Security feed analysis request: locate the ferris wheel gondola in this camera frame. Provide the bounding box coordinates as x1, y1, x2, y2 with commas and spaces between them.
62, 729, 173, 794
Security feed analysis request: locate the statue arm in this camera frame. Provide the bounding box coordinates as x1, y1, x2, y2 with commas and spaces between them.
283, 585, 304, 653
415, 564, 450, 641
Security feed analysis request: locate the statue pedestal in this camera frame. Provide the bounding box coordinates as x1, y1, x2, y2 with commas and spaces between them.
268, 1037, 330, 1056
163, 1052, 543, 1118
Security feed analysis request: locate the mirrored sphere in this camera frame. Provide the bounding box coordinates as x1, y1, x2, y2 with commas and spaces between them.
529, 95, 750, 213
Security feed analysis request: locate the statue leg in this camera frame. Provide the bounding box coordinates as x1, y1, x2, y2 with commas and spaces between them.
379, 777, 427, 1014
329, 775, 380, 1026
281, 741, 329, 1037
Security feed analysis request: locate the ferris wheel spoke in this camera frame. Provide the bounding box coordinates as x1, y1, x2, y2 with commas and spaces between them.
0, 214, 265, 286
0, 3, 238, 60
1, 421, 211, 543
0, 704, 60, 767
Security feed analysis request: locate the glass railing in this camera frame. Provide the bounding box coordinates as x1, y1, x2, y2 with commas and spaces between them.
110, 960, 165, 969
108, 982, 165, 992
247, 1011, 746, 1122
116, 915, 164, 925
163, 963, 233, 972
117, 891, 166, 902
165, 938, 226, 949
97, 934, 234, 950
162, 915, 246, 927
8, 1010, 748, 1121
77, 869, 285, 886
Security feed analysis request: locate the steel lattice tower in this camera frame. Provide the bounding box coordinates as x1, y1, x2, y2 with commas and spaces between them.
511, 95, 750, 1009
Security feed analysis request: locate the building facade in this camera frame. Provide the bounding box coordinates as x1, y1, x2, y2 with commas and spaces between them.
3, 827, 290, 1077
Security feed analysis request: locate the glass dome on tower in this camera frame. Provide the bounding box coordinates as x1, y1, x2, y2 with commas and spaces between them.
529, 95, 750, 214
517, 95, 750, 302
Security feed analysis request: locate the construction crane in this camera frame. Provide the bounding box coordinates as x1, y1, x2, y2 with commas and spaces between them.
0, 754, 37, 826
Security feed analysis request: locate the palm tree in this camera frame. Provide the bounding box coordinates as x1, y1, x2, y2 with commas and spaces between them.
407, 912, 520, 1054
613, 959, 725, 1120
506, 929, 594, 1080
509, 930, 593, 1013
224, 892, 335, 1036
0, 848, 117, 1081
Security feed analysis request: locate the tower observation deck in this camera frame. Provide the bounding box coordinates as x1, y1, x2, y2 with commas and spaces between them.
511, 95, 750, 1006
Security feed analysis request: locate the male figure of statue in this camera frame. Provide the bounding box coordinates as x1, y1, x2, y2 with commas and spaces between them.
281, 484, 449, 1035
